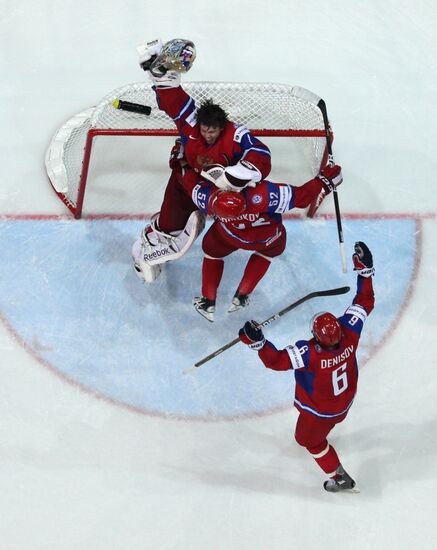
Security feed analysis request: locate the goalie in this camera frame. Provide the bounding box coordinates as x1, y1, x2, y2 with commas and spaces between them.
132, 38, 272, 283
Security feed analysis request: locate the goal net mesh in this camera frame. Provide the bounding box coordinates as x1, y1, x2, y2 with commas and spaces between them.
45, 82, 328, 218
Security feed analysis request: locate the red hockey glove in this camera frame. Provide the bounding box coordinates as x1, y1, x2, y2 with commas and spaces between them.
169, 138, 186, 170
239, 321, 266, 351
317, 164, 343, 193
352, 241, 374, 277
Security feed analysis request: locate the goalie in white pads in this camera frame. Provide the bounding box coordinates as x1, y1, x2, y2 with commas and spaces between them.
132, 38, 272, 283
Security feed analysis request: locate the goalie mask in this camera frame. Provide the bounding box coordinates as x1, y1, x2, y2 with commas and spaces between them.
311, 312, 342, 348
150, 39, 196, 76
209, 190, 246, 220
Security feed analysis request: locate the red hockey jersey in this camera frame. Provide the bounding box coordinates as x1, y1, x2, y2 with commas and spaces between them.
154, 86, 271, 177
182, 171, 324, 249
258, 276, 375, 418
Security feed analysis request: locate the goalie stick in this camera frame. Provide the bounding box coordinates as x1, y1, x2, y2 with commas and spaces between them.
293, 87, 347, 273
183, 285, 350, 374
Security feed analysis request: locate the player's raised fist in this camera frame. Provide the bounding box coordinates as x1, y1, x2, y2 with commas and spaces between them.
317, 164, 343, 193
239, 321, 266, 350
352, 241, 374, 277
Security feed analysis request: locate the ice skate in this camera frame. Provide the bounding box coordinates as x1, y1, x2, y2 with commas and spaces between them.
228, 291, 250, 313
323, 465, 359, 493
193, 296, 216, 322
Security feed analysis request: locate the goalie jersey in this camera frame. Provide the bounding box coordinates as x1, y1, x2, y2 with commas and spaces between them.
154, 85, 271, 177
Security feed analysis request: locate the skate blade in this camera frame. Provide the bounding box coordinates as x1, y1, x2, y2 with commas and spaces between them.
193, 307, 214, 322
324, 483, 361, 494
228, 300, 249, 313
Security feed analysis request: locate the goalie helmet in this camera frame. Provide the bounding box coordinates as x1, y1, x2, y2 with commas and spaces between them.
311, 312, 342, 348
150, 39, 196, 76
209, 190, 246, 220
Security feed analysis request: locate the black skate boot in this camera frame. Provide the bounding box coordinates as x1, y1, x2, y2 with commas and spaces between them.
193, 296, 216, 322
228, 291, 250, 313
323, 465, 358, 493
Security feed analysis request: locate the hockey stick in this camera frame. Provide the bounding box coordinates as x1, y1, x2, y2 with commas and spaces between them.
112, 99, 152, 116
183, 285, 350, 374
292, 87, 347, 273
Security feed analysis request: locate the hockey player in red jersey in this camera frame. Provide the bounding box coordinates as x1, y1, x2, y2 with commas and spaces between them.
132, 38, 272, 283
238, 242, 375, 492
181, 164, 343, 321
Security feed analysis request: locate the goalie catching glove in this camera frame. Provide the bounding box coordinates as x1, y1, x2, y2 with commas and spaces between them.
352, 241, 374, 277
316, 164, 343, 193
239, 321, 266, 351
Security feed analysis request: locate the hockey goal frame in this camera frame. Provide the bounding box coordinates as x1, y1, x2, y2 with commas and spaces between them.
45, 81, 331, 219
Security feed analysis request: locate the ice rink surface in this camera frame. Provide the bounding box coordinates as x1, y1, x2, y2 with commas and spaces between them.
1, 1, 437, 549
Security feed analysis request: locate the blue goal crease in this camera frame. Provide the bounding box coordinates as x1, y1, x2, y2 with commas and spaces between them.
0, 218, 417, 418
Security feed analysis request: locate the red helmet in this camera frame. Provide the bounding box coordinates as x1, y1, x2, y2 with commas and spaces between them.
311, 312, 342, 347
209, 190, 246, 219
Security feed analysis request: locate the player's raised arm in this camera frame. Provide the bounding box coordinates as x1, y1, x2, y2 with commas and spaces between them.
255, 164, 343, 215
137, 38, 196, 88
351, 241, 375, 315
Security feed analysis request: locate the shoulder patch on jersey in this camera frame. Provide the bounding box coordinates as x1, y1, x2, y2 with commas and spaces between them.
285, 343, 307, 370
344, 304, 367, 323
273, 185, 294, 213
233, 123, 250, 143
251, 194, 262, 205
192, 183, 209, 212
186, 109, 197, 127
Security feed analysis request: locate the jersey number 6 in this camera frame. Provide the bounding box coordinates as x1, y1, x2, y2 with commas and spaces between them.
332, 363, 348, 396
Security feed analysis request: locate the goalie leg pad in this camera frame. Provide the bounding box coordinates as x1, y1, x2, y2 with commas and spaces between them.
135, 210, 205, 269
131, 238, 162, 283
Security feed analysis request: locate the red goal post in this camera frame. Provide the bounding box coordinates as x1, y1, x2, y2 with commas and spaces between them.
45, 81, 331, 219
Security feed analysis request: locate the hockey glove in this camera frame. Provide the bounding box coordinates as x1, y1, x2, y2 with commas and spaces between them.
137, 39, 164, 71
239, 321, 266, 351
317, 164, 343, 193
201, 164, 257, 192
352, 241, 375, 277
169, 138, 186, 171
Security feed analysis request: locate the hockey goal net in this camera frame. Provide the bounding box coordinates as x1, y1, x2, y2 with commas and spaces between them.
45, 81, 330, 218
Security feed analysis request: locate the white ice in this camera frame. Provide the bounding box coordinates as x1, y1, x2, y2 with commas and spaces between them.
1, 1, 437, 549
